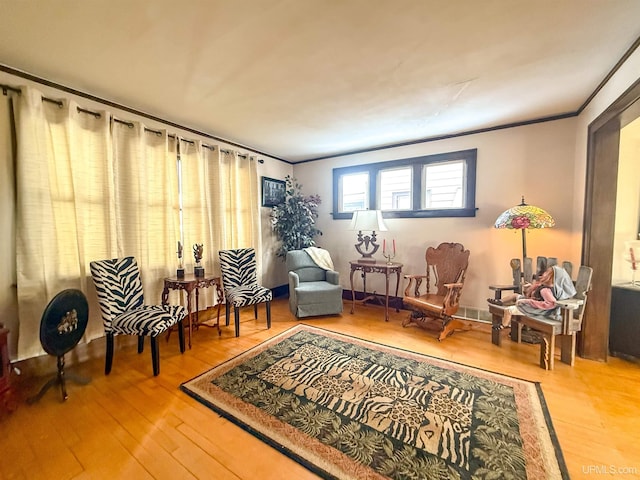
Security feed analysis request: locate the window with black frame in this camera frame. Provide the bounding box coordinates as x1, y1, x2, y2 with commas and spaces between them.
332, 149, 477, 219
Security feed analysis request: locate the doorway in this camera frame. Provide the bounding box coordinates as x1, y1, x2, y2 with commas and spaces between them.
582, 79, 640, 361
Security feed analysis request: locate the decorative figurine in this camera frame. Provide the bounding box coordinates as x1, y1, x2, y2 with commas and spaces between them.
193, 243, 204, 277
176, 241, 185, 278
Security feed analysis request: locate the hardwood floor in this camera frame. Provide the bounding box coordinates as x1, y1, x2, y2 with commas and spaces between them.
1, 298, 639, 479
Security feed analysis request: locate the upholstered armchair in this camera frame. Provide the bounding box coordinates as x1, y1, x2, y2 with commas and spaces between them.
286, 249, 343, 318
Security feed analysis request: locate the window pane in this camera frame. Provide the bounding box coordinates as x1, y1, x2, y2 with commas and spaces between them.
423, 161, 464, 208
379, 167, 412, 210
340, 172, 369, 212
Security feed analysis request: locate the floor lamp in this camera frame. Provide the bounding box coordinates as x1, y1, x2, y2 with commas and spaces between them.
494, 196, 555, 271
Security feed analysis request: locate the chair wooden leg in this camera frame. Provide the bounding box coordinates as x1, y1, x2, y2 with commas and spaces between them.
225, 303, 230, 326
138, 336, 144, 354
177, 319, 185, 353
513, 321, 523, 343
491, 313, 503, 346
438, 319, 470, 341
151, 336, 160, 376
234, 307, 240, 337
266, 301, 271, 329
254, 304, 258, 319
105, 333, 114, 375
560, 333, 576, 366
539, 333, 555, 370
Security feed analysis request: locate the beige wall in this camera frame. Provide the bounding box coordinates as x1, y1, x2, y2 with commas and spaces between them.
613, 118, 640, 283
289, 119, 579, 314
572, 47, 640, 248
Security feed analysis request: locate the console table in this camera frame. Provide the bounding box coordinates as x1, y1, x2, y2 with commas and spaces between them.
162, 274, 223, 349
349, 260, 403, 322
610, 283, 640, 361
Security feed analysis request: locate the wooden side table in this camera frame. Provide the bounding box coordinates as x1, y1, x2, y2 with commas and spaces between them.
349, 260, 403, 321
162, 274, 223, 349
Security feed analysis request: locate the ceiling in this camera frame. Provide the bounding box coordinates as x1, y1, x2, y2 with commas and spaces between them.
1, 0, 639, 163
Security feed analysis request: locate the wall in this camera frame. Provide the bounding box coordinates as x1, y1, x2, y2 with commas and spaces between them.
573, 47, 640, 246
613, 118, 640, 283
291, 118, 579, 317
259, 162, 294, 288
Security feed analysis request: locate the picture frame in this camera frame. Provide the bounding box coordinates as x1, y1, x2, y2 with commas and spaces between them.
261, 176, 286, 207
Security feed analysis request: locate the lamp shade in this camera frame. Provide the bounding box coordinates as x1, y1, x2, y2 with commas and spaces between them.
494, 197, 555, 230
349, 210, 388, 232
494, 197, 555, 266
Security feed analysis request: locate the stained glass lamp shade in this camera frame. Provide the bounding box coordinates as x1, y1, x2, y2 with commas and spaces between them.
494, 196, 555, 264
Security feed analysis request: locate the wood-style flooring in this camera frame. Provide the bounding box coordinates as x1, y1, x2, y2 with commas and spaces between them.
1, 298, 639, 479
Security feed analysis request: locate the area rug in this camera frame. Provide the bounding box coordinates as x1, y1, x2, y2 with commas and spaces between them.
180, 325, 568, 480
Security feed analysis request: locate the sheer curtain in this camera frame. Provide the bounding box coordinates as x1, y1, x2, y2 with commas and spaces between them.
181, 145, 261, 282
14, 87, 112, 360
210, 150, 260, 250
12, 86, 260, 360
111, 122, 180, 301
180, 140, 217, 278
14, 87, 180, 360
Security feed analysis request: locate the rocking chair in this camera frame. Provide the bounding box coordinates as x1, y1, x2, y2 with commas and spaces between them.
402, 242, 471, 341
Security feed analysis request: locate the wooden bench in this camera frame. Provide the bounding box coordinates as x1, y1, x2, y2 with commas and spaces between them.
488, 258, 593, 370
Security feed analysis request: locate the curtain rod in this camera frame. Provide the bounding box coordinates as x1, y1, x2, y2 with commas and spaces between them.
1, 81, 260, 162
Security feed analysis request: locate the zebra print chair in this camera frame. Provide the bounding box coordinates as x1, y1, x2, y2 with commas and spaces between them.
218, 248, 272, 337
90, 257, 187, 376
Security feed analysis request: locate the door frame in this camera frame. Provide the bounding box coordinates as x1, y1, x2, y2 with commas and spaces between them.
581, 78, 640, 360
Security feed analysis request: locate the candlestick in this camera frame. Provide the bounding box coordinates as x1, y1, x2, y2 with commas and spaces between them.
383, 252, 395, 265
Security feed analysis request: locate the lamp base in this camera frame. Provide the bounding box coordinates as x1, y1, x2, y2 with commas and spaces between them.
357, 258, 377, 264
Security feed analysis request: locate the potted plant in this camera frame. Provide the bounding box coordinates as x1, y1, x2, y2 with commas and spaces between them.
270, 175, 322, 259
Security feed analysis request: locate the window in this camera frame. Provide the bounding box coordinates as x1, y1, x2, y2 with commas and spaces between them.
332, 149, 476, 219
379, 167, 412, 210
339, 172, 369, 212
423, 160, 464, 209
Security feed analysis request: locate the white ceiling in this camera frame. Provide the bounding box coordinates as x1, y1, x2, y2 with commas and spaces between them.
1, 0, 639, 162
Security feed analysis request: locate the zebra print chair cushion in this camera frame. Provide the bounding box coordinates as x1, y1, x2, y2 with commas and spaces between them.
219, 248, 272, 337
224, 285, 272, 307
111, 305, 186, 336
90, 257, 186, 334
90, 256, 187, 375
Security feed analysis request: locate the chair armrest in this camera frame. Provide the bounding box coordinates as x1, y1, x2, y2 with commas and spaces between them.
288, 271, 300, 288
441, 282, 464, 316
403, 274, 426, 297
326, 270, 340, 285
403, 274, 427, 279
488, 284, 519, 300
556, 298, 583, 309
556, 298, 583, 334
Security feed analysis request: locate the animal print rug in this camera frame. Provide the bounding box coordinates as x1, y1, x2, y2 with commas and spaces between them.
181, 324, 567, 480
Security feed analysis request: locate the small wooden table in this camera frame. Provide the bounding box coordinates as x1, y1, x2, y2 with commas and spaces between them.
162, 274, 223, 349
349, 260, 403, 321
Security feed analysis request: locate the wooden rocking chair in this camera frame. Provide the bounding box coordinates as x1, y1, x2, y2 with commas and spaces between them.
402, 242, 471, 341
